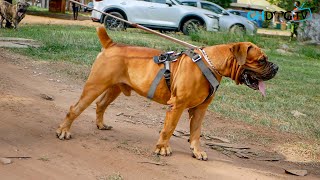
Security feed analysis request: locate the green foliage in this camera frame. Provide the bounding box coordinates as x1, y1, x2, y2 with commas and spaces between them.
207, 0, 232, 8
267, 0, 319, 12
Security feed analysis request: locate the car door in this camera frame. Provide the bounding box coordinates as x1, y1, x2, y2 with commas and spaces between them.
200, 2, 229, 30
133, 0, 181, 28
126, 0, 156, 24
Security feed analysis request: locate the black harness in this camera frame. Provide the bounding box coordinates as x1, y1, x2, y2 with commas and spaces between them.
147, 50, 220, 100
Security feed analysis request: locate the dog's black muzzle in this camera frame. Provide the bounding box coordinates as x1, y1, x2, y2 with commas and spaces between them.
240, 62, 278, 90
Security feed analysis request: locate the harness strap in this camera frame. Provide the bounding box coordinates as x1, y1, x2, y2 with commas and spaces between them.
147, 68, 170, 99
184, 50, 220, 95
147, 50, 219, 100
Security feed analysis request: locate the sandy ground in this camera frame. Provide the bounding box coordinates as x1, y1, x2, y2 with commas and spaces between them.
0, 49, 287, 180
0, 14, 318, 179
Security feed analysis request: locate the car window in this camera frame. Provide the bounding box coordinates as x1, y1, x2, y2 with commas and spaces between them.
201, 2, 223, 14
232, 11, 240, 16
240, 12, 247, 17
174, 0, 183, 5
143, 0, 166, 3
181, 2, 197, 7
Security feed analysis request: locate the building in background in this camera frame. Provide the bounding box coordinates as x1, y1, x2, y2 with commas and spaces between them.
230, 0, 286, 28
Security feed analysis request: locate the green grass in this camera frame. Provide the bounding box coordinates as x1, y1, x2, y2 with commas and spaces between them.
1, 25, 319, 140
0, 25, 198, 64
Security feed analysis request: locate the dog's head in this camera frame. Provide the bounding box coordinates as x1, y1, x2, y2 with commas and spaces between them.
230, 42, 278, 96
16, 1, 29, 18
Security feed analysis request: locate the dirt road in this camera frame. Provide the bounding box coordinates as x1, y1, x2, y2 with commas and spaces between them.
0, 47, 318, 179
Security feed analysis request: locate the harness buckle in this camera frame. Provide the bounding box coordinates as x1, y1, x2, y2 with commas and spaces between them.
192, 54, 201, 62
158, 51, 175, 63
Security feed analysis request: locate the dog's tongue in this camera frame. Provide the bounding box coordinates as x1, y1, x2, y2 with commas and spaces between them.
258, 81, 266, 97
18, 12, 22, 17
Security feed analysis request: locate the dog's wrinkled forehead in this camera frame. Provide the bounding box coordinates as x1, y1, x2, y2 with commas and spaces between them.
246, 43, 266, 62
231, 42, 266, 66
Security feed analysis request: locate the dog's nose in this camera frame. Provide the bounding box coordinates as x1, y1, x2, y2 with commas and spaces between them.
272, 64, 279, 73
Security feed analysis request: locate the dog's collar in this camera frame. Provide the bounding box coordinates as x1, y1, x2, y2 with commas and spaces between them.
198, 48, 223, 77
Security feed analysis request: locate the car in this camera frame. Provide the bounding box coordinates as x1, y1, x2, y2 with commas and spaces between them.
227, 9, 261, 27
84, 2, 94, 12
91, 0, 219, 35
179, 0, 257, 35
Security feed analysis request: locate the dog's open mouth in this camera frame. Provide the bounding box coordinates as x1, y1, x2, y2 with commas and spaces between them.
240, 70, 266, 96
17, 12, 23, 17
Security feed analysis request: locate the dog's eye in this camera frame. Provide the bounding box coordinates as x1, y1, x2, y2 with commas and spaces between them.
258, 58, 266, 65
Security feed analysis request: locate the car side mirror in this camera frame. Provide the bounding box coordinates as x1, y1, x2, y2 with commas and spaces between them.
166, 0, 173, 7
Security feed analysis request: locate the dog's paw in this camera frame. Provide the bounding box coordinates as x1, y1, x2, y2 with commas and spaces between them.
154, 145, 172, 156
97, 123, 113, 130
191, 148, 208, 161
56, 127, 72, 140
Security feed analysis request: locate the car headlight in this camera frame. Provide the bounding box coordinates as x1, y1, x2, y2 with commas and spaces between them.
205, 14, 218, 19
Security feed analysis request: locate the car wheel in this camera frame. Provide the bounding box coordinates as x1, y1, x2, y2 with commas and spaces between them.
103, 12, 125, 31
182, 19, 203, 35
230, 25, 245, 35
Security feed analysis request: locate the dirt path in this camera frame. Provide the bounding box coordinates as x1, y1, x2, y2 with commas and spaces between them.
22, 14, 99, 27
1, 47, 319, 179
1, 14, 318, 179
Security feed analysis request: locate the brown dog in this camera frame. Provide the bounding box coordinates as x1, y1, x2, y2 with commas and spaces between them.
0, 0, 29, 29
56, 27, 278, 160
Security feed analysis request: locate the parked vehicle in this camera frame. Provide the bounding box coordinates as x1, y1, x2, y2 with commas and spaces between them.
179, 0, 257, 35
227, 9, 261, 28
91, 0, 219, 35
84, 2, 94, 12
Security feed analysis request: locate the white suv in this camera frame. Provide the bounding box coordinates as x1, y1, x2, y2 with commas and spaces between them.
91, 0, 219, 35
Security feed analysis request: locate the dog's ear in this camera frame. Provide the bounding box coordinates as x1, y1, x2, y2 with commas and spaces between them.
230, 43, 252, 66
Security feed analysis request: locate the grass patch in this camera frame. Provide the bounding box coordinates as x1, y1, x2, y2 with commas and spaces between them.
0, 25, 198, 64
1, 24, 319, 140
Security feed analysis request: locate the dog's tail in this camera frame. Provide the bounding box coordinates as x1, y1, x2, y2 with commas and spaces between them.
96, 26, 114, 49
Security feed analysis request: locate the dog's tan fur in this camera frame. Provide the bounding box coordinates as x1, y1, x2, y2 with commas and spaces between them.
56, 27, 277, 160
0, 0, 29, 29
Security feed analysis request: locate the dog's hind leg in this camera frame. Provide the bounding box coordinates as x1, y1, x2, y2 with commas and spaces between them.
155, 97, 185, 156
95, 85, 121, 130
188, 96, 214, 161
56, 80, 111, 140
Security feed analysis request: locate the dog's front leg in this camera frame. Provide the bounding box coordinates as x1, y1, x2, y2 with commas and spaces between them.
188, 96, 214, 161
0, 17, 3, 28
13, 21, 17, 29
155, 97, 184, 156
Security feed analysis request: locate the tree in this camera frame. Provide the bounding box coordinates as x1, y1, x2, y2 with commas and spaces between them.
207, 0, 232, 8
267, 0, 319, 12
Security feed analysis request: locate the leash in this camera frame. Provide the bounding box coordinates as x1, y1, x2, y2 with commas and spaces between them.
70, 0, 220, 99
69, 0, 220, 75
70, 0, 197, 49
